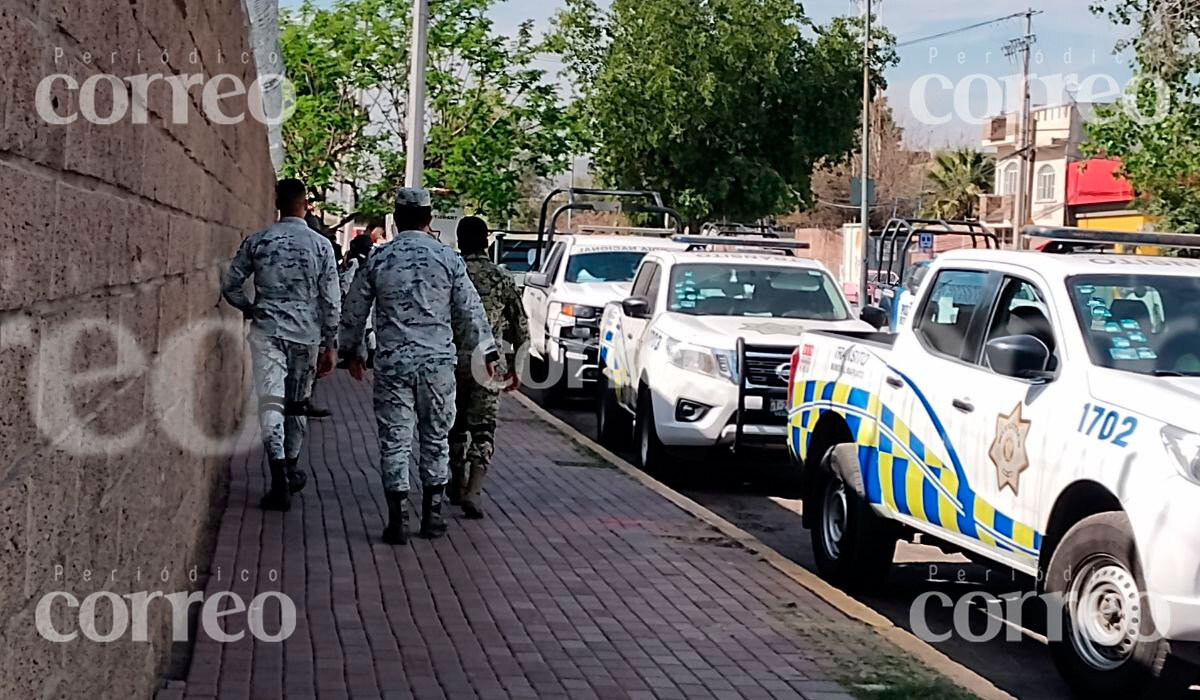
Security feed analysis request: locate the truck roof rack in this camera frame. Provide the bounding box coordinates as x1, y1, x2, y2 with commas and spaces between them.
870, 218, 999, 288
534, 188, 684, 268
1025, 226, 1200, 252
672, 236, 811, 256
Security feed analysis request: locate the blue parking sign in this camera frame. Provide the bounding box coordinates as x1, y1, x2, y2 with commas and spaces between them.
918, 232, 934, 252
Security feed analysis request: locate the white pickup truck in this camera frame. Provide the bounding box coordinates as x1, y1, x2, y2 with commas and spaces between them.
596, 238, 873, 470
522, 235, 687, 398
785, 231, 1200, 698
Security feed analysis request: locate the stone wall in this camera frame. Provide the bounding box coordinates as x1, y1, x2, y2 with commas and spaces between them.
0, 0, 275, 696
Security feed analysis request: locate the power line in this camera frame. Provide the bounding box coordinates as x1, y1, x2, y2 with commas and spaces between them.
896, 11, 1031, 48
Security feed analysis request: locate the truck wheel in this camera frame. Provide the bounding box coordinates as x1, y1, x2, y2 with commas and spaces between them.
1047, 512, 1191, 700
809, 448, 895, 588
596, 372, 630, 448
635, 389, 668, 473
530, 354, 566, 406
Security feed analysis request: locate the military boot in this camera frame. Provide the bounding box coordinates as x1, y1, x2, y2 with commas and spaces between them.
461, 468, 487, 520
286, 458, 308, 494
382, 490, 410, 545
447, 469, 465, 507
420, 485, 449, 538
260, 459, 292, 512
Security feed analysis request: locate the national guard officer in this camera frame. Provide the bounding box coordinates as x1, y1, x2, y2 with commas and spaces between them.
448, 217, 529, 519
340, 188, 498, 544
222, 178, 341, 512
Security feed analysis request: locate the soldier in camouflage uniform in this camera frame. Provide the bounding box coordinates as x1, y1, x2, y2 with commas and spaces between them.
448, 217, 530, 519
340, 188, 498, 544
222, 179, 341, 512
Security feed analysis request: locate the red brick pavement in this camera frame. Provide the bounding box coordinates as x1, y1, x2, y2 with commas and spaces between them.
169, 372, 868, 700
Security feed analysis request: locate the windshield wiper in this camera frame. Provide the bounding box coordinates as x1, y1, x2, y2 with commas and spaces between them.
1151, 369, 1200, 377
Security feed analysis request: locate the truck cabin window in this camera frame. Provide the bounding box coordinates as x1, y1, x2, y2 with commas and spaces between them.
1068, 274, 1200, 376
666, 264, 849, 321
564, 251, 649, 283
915, 270, 991, 359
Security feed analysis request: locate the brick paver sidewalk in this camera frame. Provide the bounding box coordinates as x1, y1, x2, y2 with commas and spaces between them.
166, 373, 891, 700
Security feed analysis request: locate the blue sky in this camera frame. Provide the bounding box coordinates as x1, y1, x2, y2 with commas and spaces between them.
283, 0, 1134, 146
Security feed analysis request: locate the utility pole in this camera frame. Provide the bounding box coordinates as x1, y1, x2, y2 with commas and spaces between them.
857, 0, 873, 308
1006, 9, 1038, 250
404, 0, 430, 188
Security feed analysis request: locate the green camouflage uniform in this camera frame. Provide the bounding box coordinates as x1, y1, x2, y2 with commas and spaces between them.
449, 253, 530, 503
340, 233, 496, 493
221, 217, 341, 463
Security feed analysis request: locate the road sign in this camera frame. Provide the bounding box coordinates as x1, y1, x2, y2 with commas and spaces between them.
918, 231, 934, 252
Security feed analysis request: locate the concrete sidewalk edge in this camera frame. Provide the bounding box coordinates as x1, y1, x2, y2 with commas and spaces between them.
511, 392, 1019, 700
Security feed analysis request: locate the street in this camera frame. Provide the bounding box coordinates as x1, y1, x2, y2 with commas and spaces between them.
522, 388, 1079, 700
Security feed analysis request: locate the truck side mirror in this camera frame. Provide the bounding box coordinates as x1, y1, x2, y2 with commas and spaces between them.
621, 297, 651, 319
860, 305, 888, 330
525, 272, 549, 289
985, 335, 1053, 380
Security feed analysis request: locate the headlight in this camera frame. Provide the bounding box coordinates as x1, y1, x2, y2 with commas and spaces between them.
664, 337, 737, 382
1161, 425, 1200, 483
558, 304, 600, 319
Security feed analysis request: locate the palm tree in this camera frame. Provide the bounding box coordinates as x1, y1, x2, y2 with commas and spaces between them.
922, 149, 995, 220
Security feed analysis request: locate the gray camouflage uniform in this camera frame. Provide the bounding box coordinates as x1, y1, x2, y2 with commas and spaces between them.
222, 217, 341, 462
340, 230, 497, 493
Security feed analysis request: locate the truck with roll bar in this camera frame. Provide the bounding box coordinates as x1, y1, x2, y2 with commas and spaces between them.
595, 235, 874, 472
786, 225, 1200, 699
868, 218, 1000, 331
522, 188, 688, 401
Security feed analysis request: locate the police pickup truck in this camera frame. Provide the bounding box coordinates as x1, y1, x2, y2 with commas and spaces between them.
596, 237, 873, 470
786, 227, 1200, 698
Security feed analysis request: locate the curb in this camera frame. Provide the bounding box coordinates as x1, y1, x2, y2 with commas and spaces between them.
511, 391, 1019, 700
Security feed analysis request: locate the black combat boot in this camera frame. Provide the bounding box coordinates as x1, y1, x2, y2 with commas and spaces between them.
286, 458, 308, 494
382, 490, 410, 545
461, 468, 487, 520
447, 469, 465, 507
260, 459, 292, 512
420, 485, 449, 538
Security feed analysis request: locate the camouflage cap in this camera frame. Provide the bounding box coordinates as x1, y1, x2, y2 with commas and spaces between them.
395, 187, 432, 208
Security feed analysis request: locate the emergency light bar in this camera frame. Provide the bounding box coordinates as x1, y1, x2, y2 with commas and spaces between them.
673, 236, 812, 253
1025, 226, 1200, 250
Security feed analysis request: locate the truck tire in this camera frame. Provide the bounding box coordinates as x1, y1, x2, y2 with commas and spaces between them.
809, 447, 895, 588
635, 389, 668, 473
596, 371, 630, 448
530, 354, 566, 407
1046, 512, 1192, 700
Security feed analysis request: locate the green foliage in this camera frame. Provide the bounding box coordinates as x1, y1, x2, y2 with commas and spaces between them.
921, 149, 994, 220
280, 0, 579, 224
552, 0, 897, 226
1084, 0, 1200, 232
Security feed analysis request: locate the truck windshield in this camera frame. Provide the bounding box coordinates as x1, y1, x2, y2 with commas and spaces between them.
564, 252, 648, 283
1068, 274, 1200, 376
668, 264, 850, 321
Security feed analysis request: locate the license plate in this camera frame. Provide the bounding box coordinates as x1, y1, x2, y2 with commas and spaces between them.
769, 398, 788, 417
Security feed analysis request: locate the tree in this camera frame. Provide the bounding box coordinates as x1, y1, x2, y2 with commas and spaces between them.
1084, 0, 1200, 232
280, 0, 579, 226
551, 0, 897, 228
921, 149, 994, 221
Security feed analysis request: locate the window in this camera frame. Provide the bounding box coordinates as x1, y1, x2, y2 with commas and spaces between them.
644, 265, 663, 314
915, 270, 993, 359
540, 243, 565, 278
984, 277, 1058, 372
1002, 162, 1019, 196
630, 262, 658, 299
564, 251, 649, 283
1068, 274, 1200, 376
666, 264, 850, 321
1036, 165, 1057, 201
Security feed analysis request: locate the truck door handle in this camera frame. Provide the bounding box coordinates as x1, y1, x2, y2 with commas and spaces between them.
952, 399, 975, 414
886, 377, 903, 389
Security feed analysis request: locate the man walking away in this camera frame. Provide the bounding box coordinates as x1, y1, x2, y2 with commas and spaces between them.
340, 189, 498, 545
222, 179, 341, 512
449, 217, 529, 519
